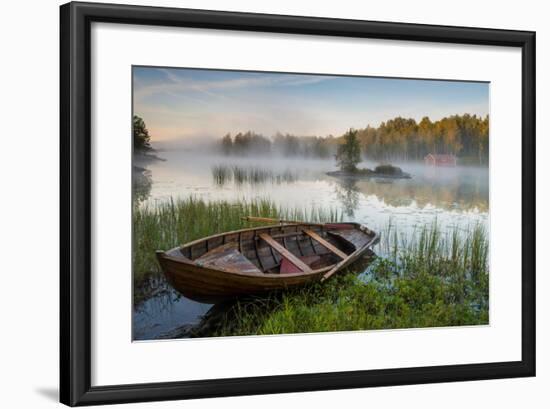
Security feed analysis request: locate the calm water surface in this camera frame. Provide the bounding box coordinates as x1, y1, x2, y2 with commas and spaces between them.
133, 150, 489, 340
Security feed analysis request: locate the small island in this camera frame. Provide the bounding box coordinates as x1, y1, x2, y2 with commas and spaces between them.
326, 129, 411, 179
327, 165, 411, 179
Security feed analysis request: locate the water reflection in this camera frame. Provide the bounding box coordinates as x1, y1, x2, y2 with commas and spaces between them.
334, 178, 360, 217
133, 276, 212, 340
330, 166, 489, 213
132, 166, 152, 204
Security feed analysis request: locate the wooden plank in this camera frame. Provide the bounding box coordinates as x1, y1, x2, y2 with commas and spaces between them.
195, 243, 262, 275
328, 229, 370, 249
303, 229, 347, 259
254, 231, 304, 240
259, 233, 312, 273
252, 232, 265, 272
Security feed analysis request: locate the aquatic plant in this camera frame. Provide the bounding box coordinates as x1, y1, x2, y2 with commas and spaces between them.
211, 165, 232, 185
211, 165, 298, 186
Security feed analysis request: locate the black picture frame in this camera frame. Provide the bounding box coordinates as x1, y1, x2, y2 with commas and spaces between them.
60, 1, 536, 406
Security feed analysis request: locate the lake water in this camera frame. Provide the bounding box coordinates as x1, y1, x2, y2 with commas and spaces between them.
133, 150, 489, 340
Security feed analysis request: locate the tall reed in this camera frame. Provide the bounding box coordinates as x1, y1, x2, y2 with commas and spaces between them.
375, 222, 489, 283
211, 165, 298, 186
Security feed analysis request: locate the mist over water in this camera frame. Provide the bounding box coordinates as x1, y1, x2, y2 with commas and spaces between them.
133, 150, 489, 340
137, 150, 488, 235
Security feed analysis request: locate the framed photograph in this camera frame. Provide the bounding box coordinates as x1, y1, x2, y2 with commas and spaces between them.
60, 1, 535, 406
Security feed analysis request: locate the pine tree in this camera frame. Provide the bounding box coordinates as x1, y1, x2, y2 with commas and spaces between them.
133, 115, 152, 152
335, 129, 361, 172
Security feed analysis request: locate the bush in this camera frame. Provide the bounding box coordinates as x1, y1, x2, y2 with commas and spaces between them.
374, 164, 403, 175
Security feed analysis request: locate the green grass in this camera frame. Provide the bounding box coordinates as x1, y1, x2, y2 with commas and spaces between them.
133, 196, 341, 301
205, 223, 489, 336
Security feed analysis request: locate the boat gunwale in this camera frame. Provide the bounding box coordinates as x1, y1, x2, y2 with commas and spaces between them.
178, 222, 356, 250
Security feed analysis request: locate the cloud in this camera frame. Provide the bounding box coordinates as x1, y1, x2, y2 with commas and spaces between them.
134, 69, 332, 102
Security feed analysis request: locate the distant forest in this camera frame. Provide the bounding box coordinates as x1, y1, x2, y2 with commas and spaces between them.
220, 132, 335, 158
218, 114, 489, 164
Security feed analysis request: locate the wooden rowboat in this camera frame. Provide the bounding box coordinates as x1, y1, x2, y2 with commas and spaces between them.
156, 219, 379, 303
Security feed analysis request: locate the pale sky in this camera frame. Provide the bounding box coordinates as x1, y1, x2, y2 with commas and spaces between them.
133, 66, 489, 144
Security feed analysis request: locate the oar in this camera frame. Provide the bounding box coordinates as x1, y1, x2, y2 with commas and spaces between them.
241, 216, 303, 225
242, 216, 350, 230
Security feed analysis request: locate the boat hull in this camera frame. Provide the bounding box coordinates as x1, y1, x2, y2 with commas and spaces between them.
157, 255, 333, 303
156, 222, 378, 303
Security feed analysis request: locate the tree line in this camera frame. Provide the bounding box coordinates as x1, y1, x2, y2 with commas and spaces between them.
356, 114, 489, 163
218, 114, 488, 164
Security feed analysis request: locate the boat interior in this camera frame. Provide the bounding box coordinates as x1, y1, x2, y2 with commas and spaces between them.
165, 223, 372, 275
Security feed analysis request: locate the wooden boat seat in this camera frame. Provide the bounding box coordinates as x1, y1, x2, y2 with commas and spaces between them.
194, 243, 262, 275
302, 229, 347, 259
259, 233, 312, 273
328, 229, 370, 250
